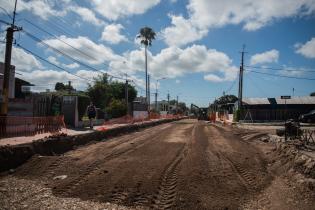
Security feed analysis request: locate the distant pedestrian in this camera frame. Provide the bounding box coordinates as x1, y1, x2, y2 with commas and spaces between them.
86, 102, 96, 129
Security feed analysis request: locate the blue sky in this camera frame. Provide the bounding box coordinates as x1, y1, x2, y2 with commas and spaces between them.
0, 0, 315, 107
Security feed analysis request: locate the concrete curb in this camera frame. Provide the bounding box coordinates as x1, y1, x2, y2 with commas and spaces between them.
0, 118, 185, 172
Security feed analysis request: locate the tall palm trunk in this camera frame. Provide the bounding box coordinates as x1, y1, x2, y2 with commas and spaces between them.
145, 44, 148, 111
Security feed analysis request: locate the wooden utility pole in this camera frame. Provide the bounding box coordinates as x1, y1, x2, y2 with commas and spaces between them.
1, 0, 21, 116
176, 95, 179, 114
125, 74, 129, 115
148, 74, 150, 112
167, 91, 170, 113
238, 45, 246, 113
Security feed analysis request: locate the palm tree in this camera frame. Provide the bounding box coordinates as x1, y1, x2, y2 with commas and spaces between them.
137, 27, 156, 110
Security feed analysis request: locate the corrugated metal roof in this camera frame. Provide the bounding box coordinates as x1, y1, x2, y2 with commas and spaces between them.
276, 96, 315, 104
242, 98, 270, 105
242, 96, 315, 105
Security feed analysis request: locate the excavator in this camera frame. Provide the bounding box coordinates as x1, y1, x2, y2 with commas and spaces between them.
191, 104, 208, 120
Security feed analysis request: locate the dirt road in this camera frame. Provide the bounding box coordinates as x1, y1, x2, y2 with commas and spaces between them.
1, 119, 314, 209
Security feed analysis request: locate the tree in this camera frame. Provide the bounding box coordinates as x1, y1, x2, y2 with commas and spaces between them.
137, 26, 156, 107
310, 92, 315, 96
54, 82, 74, 91
213, 95, 238, 105
86, 74, 111, 109
55, 82, 65, 91
109, 81, 137, 103
86, 74, 137, 115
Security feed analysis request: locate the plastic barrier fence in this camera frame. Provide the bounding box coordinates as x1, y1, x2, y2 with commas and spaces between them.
0, 115, 66, 138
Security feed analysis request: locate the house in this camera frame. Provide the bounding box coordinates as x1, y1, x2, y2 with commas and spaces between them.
237, 96, 315, 122
132, 96, 148, 119
150, 100, 169, 114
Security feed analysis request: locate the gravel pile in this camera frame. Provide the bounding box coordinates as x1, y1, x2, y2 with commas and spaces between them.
0, 176, 143, 210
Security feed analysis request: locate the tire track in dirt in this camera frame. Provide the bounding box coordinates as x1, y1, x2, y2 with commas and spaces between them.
225, 156, 272, 208
55, 124, 178, 196
151, 143, 188, 209
209, 125, 272, 209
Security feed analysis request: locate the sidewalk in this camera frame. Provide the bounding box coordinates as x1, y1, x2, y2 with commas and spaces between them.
0, 118, 162, 146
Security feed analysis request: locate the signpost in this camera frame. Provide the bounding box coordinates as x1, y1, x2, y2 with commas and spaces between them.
281, 96, 291, 141
281, 96, 291, 100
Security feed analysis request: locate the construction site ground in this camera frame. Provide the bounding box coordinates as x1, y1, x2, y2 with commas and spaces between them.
1, 119, 314, 210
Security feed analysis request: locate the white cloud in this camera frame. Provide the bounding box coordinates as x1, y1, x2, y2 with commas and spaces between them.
91, 0, 161, 20
47, 56, 59, 66
47, 56, 79, 69
161, 0, 315, 46
64, 63, 80, 69
22, 69, 103, 91
43, 36, 121, 65
0, 0, 68, 20
0, 45, 42, 72
295, 37, 315, 59
161, 15, 208, 47
204, 74, 225, 82
109, 44, 238, 82
101, 24, 128, 44
250, 49, 279, 65
69, 6, 105, 26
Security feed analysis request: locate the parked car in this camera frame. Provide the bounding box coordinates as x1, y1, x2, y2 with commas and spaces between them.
299, 109, 315, 123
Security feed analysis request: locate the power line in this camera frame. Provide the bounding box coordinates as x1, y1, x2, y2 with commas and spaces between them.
52, 15, 82, 36
0, 18, 10, 25
23, 30, 130, 80
247, 69, 315, 80
22, 30, 127, 81
16, 43, 94, 82
45, 18, 76, 37
0, 6, 13, 20
245, 65, 315, 73
23, 18, 98, 62
22, 18, 133, 81
23, 18, 130, 77
246, 73, 269, 97
225, 77, 237, 94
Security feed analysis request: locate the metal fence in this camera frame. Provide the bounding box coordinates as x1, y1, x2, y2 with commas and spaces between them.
0, 115, 66, 138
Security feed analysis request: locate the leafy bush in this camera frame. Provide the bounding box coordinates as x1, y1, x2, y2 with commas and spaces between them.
106, 99, 127, 118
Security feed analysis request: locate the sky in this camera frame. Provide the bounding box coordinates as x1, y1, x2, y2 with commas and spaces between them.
0, 0, 315, 107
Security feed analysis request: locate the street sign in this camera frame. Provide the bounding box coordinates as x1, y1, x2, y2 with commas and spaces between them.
281, 96, 291, 99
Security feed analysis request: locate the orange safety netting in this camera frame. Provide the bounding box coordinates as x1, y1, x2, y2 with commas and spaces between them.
0, 115, 66, 138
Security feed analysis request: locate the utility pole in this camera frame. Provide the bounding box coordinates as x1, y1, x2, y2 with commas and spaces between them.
124, 73, 130, 115
1, 0, 22, 116
155, 91, 158, 111
167, 91, 170, 113
176, 95, 179, 114
145, 45, 148, 108
292, 88, 295, 97
68, 81, 71, 94
155, 77, 166, 112
238, 45, 246, 119
125, 80, 129, 115
148, 74, 150, 112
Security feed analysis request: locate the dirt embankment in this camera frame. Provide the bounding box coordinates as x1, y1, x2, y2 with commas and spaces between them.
0, 118, 184, 172
1, 120, 314, 210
